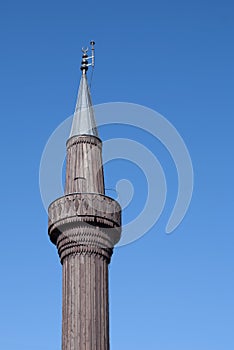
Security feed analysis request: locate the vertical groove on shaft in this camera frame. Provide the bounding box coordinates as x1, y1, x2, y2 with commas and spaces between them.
78, 255, 81, 349
96, 257, 100, 350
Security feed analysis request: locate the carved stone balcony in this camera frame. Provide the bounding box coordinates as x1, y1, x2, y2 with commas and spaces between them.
48, 193, 121, 253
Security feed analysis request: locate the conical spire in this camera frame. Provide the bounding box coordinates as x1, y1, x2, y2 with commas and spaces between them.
69, 44, 98, 138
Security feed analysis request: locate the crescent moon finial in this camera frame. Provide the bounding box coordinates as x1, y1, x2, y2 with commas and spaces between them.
82, 47, 88, 54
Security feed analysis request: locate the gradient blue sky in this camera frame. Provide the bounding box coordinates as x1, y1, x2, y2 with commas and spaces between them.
0, 0, 233, 349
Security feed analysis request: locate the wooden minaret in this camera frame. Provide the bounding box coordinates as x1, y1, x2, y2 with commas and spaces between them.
48, 42, 121, 350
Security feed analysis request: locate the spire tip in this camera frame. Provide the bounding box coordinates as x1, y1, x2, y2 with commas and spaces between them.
80, 41, 95, 74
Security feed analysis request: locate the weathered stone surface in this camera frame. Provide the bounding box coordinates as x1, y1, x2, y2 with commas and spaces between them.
62, 253, 110, 350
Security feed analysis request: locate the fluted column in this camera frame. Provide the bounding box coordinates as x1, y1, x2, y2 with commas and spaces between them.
65, 135, 105, 195
62, 250, 110, 350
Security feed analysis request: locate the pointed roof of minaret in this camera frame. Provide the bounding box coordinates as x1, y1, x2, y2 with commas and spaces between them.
69, 44, 98, 138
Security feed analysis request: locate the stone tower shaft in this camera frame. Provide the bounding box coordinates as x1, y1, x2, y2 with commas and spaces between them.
48, 46, 121, 350
65, 134, 105, 195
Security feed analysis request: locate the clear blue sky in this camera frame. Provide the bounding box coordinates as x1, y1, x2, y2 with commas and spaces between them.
0, 0, 233, 349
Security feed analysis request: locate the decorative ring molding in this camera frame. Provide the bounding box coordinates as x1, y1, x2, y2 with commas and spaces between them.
56, 227, 113, 262
66, 135, 102, 150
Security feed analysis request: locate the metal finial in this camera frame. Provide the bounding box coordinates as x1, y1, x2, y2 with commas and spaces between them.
82, 47, 89, 54
80, 47, 89, 74
80, 42, 95, 74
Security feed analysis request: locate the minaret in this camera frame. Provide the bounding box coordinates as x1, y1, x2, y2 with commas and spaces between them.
48, 42, 121, 350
